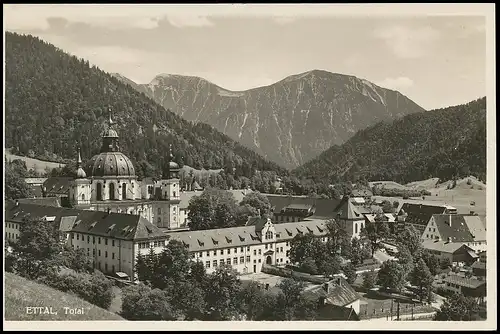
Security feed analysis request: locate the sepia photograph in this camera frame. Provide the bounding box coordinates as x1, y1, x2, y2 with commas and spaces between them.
3, 3, 496, 331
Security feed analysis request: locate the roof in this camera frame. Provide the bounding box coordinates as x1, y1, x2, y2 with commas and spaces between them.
284, 203, 314, 211
433, 214, 485, 243
16, 197, 61, 207
351, 189, 373, 197
164, 220, 328, 253
5, 202, 165, 241
316, 304, 360, 321
398, 203, 447, 227
333, 197, 364, 220
303, 277, 360, 307
84, 151, 136, 177
351, 197, 366, 205
471, 261, 486, 271
43, 177, 72, 196
364, 213, 396, 223
28, 184, 44, 198
245, 217, 269, 232
443, 274, 485, 289
265, 194, 341, 219
421, 239, 473, 254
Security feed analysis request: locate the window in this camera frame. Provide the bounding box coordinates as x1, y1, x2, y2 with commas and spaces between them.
247, 246, 250, 251
265, 231, 273, 239
286, 251, 290, 257
270, 244, 273, 249
286, 242, 289, 246
220, 259, 224, 266
93, 249, 95, 256
226, 258, 231, 265
258, 249, 262, 255
258, 259, 261, 263
199, 252, 203, 258
280, 247, 283, 252
112, 240, 115, 247
98, 237, 101, 244
355, 224, 358, 234
253, 250, 257, 256
220, 249, 224, 255
93, 236, 95, 244
72, 233, 75, 239
253, 259, 256, 263
105, 251, 108, 258
206, 261, 210, 268
98, 250, 101, 256
234, 248, 238, 253
105, 239, 108, 246
228, 249, 231, 255
112, 253, 115, 260
213, 251, 217, 256
241, 247, 244, 252
206, 251, 210, 257
213, 260, 217, 268
158, 208, 161, 215
77, 234, 80, 240
240, 256, 244, 264
233, 257, 238, 264
246, 256, 250, 262
87, 248, 90, 256
87, 236, 90, 243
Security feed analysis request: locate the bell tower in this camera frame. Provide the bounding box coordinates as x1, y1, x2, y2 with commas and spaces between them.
70, 148, 91, 207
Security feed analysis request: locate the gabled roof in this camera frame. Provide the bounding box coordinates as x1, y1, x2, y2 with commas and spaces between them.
443, 274, 486, 289
303, 277, 360, 307
164, 220, 328, 252
364, 213, 396, 223
5, 201, 165, 241
421, 239, 473, 254
316, 304, 360, 321
245, 217, 269, 232
433, 214, 483, 243
333, 197, 363, 220
463, 216, 487, 241
43, 177, 72, 196
398, 203, 447, 227
471, 261, 486, 271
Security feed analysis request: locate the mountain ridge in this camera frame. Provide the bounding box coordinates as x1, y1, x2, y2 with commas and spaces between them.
114, 69, 426, 169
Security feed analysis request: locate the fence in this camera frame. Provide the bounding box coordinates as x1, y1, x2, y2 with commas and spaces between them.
261, 264, 329, 284
359, 301, 436, 320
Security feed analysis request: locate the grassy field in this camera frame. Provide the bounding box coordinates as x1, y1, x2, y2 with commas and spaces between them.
4, 272, 125, 321
5, 151, 66, 175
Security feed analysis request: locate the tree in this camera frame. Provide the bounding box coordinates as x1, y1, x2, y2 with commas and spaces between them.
421, 250, 440, 276
168, 280, 206, 320
187, 188, 240, 230
14, 217, 62, 279
396, 225, 422, 259
325, 219, 348, 254
360, 220, 381, 257
377, 260, 406, 293
349, 237, 364, 266
275, 278, 317, 320
121, 284, 177, 320
5, 163, 35, 199
434, 293, 481, 321
55, 245, 93, 273
238, 281, 267, 320
152, 240, 191, 289
411, 258, 434, 303
393, 201, 400, 210
362, 270, 377, 290
343, 263, 357, 285
396, 245, 415, 280
239, 191, 272, 218
205, 264, 242, 320
439, 257, 452, 270
381, 200, 394, 213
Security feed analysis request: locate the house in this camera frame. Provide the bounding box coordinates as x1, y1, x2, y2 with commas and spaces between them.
421, 239, 479, 265
478, 251, 486, 263
265, 194, 342, 221
471, 261, 486, 277
333, 196, 366, 239
164, 218, 330, 275
272, 203, 316, 223
442, 274, 486, 302
350, 188, 373, 202
303, 276, 362, 315
396, 203, 449, 235
4, 200, 167, 279
17, 197, 61, 207
421, 214, 487, 252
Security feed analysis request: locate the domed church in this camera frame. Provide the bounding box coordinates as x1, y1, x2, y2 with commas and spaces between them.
68, 112, 187, 230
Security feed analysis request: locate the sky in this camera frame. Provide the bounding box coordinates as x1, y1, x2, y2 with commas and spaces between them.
4, 4, 490, 110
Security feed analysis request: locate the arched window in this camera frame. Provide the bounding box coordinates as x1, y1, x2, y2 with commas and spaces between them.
109, 183, 115, 200
96, 183, 103, 201
355, 223, 358, 234
81, 193, 85, 201
122, 183, 127, 200
173, 191, 177, 197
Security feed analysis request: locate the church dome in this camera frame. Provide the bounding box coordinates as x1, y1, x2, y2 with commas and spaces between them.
169, 161, 179, 169
84, 152, 136, 177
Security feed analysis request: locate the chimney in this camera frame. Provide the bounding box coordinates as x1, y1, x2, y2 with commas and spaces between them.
447, 237, 452, 243
322, 282, 330, 294
265, 283, 269, 290
257, 209, 261, 217
449, 214, 452, 227
15, 200, 19, 207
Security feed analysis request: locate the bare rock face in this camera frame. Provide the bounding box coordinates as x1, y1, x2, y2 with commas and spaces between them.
116, 70, 425, 169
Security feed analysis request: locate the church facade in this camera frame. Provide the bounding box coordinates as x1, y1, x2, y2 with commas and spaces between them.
68, 114, 187, 230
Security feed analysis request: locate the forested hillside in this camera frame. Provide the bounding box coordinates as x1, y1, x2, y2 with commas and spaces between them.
293, 98, 487, 184
4, 32, 287, 181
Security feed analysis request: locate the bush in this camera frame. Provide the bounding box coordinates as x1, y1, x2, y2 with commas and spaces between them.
39, 270, 114, 309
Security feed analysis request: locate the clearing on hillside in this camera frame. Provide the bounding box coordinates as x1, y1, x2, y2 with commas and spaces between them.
4, 272, 124, 321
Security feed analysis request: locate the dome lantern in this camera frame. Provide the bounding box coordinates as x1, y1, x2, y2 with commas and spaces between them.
75, 147, 87, 179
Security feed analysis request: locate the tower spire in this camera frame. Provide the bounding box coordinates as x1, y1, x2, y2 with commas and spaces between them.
77, 147, 83, 167
108, 107, 114, 127
75, 147, 87, 179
